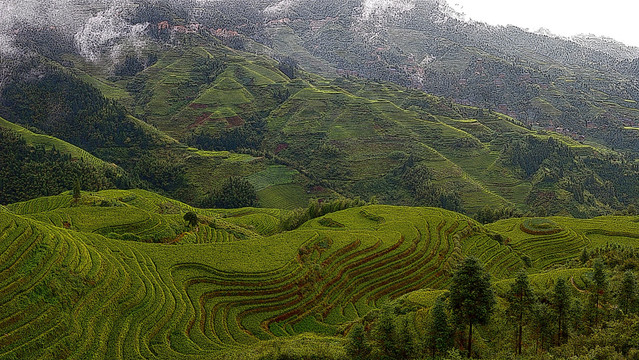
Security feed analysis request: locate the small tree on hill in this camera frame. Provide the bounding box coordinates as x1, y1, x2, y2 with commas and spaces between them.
580, 247, 589, 264
552, 278, 571, 344
449, 257, 496, 358
427, 295, 452, 357
73, 179, 81, 203
184, 211, 198, 227
506, 270, 537, 355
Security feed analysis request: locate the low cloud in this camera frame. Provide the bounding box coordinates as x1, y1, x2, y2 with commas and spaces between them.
74, 3, 149, 62
360, 0, 415, 20
263, 0, 298, 16
0, 0, 149, 61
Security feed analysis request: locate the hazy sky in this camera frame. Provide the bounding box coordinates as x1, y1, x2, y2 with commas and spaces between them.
448, 0, 639, 47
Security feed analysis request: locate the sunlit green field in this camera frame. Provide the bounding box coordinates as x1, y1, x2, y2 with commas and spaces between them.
2, 189, 639, 359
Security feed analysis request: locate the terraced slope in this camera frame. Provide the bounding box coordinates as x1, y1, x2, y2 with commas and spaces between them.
7, 189, 284, 242
4, 189, 639, 359
265, 85, 512, 211
1, 197, 527, 359
60, 40, 638, 216
486, 216, 639, 268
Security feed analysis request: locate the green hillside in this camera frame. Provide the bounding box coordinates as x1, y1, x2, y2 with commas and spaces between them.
2, 190, 639, 359
4, 25, 639, 216
61, 40, 639, 216
0, 116, 118, 171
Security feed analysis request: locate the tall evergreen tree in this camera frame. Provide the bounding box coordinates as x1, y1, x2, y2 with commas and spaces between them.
374, 305, 397, 358
552, 278, 571, 344
427, 296, 452, 357
618, 270, 637, 315
531, 302, 553, 353
346, 323, 370, 360
591, 258, 608, 323
506, 271, 537, 355
395, 317, 414, 359
449, 257, 496, 358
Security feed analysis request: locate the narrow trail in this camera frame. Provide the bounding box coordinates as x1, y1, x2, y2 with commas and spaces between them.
570, 275, 586, 293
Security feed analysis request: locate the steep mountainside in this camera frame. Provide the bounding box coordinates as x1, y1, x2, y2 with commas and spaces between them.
2, 29, 639, 216
2, 0, 639, 216
254, 0, 639, 155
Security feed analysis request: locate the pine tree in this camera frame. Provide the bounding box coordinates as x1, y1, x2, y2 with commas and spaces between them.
346, 323, 370, 360
395, 317, 414, 359
506, 271, 536, 355
73, 178, 81, 203
591, 258, 608, 323
428, 296, 452, 357
375, 305, 397, 358
552, 278, 571, 344
531, 302, 553, 352
449, 257, 496, 358
569, 297, 584, 334
618, 270, 637, 315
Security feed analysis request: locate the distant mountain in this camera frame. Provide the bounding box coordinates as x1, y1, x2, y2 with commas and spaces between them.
571, 34, 639, 61
253, 0, 639, 155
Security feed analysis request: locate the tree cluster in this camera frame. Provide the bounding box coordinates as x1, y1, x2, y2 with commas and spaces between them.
474, 206, 522, 224
344, 254, 639, 359
1, 65, 157, 151
187, 115, 266, 152
402, 163, 463, 213
0, 128, 120, 204
279, 197, 367, 231
203, 176, 257, 209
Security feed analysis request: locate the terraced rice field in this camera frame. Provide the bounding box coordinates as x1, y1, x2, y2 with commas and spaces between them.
488, 215, 639, 268
2, 191, 639, 359
487, 217, 593, 269
0, 191, 530, 359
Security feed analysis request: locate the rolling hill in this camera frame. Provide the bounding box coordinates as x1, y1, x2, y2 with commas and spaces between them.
1, 189, 639, 359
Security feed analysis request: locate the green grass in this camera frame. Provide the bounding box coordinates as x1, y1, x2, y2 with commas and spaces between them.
257, 184, 311, 210
247, 165, 299, 191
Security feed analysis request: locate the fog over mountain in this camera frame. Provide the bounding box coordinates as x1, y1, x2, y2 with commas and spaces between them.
74, 2, 149, 61
2, 0, 636, 62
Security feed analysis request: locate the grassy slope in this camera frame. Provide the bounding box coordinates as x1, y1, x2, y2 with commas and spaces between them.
261, 24, 337, 78
3, 190, 639, 359
265, 84, 513, 211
